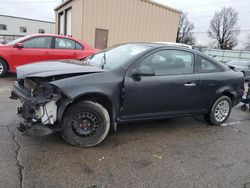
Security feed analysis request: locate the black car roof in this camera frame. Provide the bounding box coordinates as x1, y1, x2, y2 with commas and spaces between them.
127, 43, 221, 64
122, 42, 182, 47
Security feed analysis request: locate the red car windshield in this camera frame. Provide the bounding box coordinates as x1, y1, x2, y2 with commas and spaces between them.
5, 35, 32, 46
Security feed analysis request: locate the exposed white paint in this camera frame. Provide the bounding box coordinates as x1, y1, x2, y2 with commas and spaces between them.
36, 101, 58, 125
66, 9, 72, 36
59, 13, 64, 35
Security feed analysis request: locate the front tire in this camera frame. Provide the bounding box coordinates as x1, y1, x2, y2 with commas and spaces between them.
204, 96, 232, 126
61, 101, 110, 147
0, 59, 8, 77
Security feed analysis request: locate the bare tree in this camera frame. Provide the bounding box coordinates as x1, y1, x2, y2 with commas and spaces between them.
176, 13, 196, 45
244, 34, 250, 50
208, 7, 239, 50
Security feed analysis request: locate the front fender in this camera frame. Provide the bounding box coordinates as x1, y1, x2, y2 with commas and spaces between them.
51, 73, 123, 130
56, 93, 118, 131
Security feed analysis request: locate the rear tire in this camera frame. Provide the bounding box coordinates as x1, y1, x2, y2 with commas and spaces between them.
204, 96, 232, 126
241, 104, 248, 111
61, 101, 110, 147
0, 59, 8, 77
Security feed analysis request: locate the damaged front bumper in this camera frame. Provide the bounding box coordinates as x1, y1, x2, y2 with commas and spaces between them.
10, 81, 61, 134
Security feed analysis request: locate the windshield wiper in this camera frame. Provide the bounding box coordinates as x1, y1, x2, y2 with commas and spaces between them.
81, 53, 95, 62
101, 52, 106, 69
89, 53, 96, 60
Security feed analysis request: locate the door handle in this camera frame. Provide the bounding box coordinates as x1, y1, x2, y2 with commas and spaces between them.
184, 82, 196, 87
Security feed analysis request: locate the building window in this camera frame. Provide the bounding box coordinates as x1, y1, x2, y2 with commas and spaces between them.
38, 29, 45, 34
0, 24, 7, 30
20, 27, 27, 33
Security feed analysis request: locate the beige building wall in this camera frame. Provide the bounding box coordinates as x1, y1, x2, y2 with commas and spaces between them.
55, 0, 181, 47
55, 0, 84, 38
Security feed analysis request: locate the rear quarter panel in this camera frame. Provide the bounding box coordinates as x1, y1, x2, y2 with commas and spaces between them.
198, 70, 244, 109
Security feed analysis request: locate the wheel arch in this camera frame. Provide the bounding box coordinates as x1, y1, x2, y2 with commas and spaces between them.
57, 92, 117, 131
0, 56, 9, 70
208, 88, 236, 110
220, 91, 235, 102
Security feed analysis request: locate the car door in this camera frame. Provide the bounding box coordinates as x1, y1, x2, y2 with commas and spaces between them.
121, 49, 202, 120
51, 37, 80, 60
12, 36, 53, 68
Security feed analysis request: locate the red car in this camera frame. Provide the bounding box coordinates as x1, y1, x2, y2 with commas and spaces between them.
0, 34, 98, 77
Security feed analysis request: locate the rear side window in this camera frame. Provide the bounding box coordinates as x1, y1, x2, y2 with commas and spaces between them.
197, 56, 223, 73
76, 42, 83, 50
22, 37, 52, 48
55, 38, 75, 49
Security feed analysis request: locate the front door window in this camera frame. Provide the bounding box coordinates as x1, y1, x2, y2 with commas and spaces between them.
138, 50, 195, 75
22, 37, 52, 48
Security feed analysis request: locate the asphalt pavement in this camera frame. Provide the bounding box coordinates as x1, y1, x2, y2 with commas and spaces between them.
0, 75, 250, 188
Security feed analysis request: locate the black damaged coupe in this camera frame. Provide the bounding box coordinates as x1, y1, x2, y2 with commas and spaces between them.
11, 43, 245, 147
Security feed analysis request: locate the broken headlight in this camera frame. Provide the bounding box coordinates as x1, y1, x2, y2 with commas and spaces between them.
31, 84, 55, 98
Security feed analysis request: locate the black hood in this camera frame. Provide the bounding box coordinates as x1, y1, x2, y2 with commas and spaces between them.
16, 60, 106, 79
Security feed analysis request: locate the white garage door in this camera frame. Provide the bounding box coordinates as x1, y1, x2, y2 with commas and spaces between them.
66, 8, 72, 36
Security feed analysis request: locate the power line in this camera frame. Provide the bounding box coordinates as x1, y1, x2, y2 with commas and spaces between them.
187, 9, 250, 16
176, 0, 249, 10
186, 9, 250, 21
193, 29, 250, 34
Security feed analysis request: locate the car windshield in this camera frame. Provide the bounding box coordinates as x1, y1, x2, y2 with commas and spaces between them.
5, 35, 32, 46
227, 60, 250, 66
84, 44, 152, 70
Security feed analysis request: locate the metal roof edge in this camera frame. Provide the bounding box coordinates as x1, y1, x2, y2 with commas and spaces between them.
54, 0, 182, 14
145, 0, 182, 14
54, 0, 73, 11
0, 14, 55, 24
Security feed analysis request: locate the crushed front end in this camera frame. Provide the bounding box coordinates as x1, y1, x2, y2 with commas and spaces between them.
10, 78, 61, 134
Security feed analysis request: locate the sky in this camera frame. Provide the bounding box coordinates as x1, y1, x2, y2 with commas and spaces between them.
155, 0, 250, 49
0, 0, 249, 49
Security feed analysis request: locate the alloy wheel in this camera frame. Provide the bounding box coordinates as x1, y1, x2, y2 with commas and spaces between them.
214, 100, 230, 122
0, 63, 3, 75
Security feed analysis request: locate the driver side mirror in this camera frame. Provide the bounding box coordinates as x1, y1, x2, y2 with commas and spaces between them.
131, 65, 155, 77
14, 43, 24, 49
